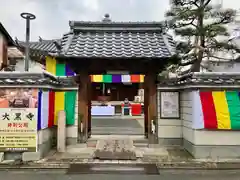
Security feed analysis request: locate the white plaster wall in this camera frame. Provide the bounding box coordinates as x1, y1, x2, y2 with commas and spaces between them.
193, 130, 240, 145
182, 90, 240, 146
157, 89, 182, 139
15, 59, 43, 72
181, 91, 194, 143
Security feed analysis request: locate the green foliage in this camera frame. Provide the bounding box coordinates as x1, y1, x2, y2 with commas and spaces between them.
165, 0, 238, 72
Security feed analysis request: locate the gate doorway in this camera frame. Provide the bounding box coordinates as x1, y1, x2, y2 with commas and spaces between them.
77, 70, 157, 142
90, 75, 145, 136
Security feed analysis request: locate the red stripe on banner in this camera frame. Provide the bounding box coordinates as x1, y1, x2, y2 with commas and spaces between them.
199, 91, 218, 129
48, 91, 55, 127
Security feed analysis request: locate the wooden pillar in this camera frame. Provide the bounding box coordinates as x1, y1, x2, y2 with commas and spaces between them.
87, 76, 92, 138
149, 73, 157, 122
144, 74, 150, 138
148, 73, 157, 143
144, 72, 157, 140
78, 72, 90, 142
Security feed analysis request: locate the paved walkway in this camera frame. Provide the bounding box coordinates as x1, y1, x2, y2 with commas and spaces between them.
91, 116, 144, 135
35, 145, 191, 164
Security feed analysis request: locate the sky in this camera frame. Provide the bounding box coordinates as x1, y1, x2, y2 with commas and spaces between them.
0, 0, 239, 41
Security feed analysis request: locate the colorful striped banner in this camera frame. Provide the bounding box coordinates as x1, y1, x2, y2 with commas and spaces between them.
37, 90, 55, 130
64, 91, 77, 125
41, 91, 49, 129
54, 92, 65, 125
193, 91, 240, 130
37, 90, 42, 131
45, 56, 77, 126
48, 90, 55, 127
91, 74, 145, 83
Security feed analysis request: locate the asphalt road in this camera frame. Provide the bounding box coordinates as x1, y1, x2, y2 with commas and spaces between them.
2, 169, 240, 180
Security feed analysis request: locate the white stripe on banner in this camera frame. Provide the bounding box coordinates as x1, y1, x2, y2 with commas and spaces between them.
41, 91, 49, 129
192, 91, 204, 129
121, 75, 131, 83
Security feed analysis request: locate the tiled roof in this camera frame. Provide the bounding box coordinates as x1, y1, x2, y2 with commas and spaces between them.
16, 39, 59, 53
8, 47, 24, 59
158, 72, 240, 86
61, 32, 175, 58
0, 72, 77, 87
16, 20, 176, 58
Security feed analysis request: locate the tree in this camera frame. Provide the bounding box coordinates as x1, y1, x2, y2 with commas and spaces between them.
165, 0, 238, 72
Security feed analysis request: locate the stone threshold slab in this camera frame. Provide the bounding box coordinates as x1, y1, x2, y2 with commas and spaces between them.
94, 139, 137, 160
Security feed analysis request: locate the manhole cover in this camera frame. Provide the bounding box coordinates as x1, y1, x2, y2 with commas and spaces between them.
67, 163, 159, 175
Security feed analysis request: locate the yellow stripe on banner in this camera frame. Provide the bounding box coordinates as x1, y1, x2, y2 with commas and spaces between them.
93, 75, 103, 82
45, 56, 56, 75
140, 75, 145, 83
212, 91, 231, 129
54, 92, 65, 125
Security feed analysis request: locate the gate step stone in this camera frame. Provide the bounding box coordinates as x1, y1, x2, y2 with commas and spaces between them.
94, 139, 137, 160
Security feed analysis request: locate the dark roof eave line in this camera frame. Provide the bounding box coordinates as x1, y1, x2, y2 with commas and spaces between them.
54, 55, 174, 59
72, 27, 163, 32
69, 21, 165, 28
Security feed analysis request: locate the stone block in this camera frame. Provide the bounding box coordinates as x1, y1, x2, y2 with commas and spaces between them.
22, 152, 41, 162
57, 110, 66, 152
0, 152, 4, 162
94, 139, 136, 160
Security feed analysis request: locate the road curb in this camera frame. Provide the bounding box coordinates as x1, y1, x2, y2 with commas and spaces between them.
0, 161, 240, 170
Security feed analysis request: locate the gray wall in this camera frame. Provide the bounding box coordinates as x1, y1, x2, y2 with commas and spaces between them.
157, 89, 182, 146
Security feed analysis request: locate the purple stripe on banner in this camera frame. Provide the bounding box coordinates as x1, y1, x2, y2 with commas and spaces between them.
112, 75, 121, 83
37, 90, 42, 131
65, 64, 75, 76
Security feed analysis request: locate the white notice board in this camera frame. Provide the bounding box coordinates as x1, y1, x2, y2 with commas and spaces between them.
160, 91, 180, 119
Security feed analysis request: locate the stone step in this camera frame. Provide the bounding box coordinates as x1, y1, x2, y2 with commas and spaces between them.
87, 140, 98, 148
133, 138, 148, 144
94, 139, 137, 160
134, 143, 148, 148
87, 135, 147, 148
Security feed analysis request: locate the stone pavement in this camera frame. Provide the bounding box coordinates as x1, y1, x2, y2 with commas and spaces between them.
2, 139, 240, 169
91, 117, 144, 135
2, 146, 240, 170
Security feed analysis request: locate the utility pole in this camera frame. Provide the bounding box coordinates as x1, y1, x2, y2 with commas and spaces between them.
20, 12, 36, 71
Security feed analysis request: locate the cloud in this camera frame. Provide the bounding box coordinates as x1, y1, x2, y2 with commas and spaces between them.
0, 0, 170, 41
1, 0, 237, 41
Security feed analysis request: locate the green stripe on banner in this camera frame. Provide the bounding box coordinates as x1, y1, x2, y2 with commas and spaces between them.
56, 62, 66, 76
225, 91, 240, 129
65, 91, 77, 125
103, 75, 112, 83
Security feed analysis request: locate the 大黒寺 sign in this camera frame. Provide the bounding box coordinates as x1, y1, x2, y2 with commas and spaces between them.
0, 88, 38, 152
